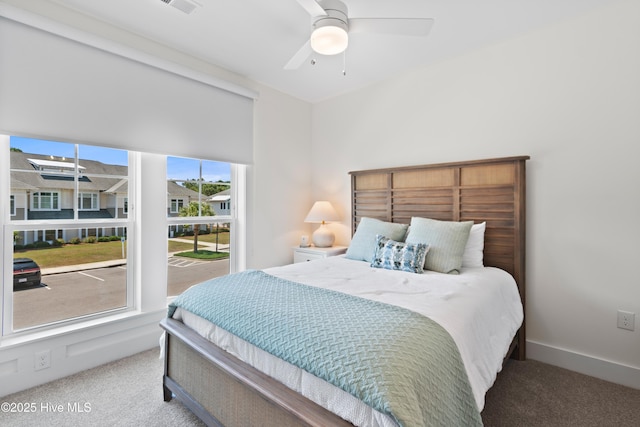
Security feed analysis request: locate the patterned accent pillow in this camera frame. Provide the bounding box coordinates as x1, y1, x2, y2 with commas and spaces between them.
370, 235, 430, 274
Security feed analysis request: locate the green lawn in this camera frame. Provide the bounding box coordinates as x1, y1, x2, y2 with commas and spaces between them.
174, 250, 228, 260
177, 231, 230, 245
15, 239, 211, 269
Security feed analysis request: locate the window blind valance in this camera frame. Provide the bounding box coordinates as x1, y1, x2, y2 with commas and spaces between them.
0, 9, 255, 164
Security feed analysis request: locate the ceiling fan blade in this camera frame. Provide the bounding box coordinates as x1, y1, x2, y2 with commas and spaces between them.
295, 0, 327, 17
284, 40, 313, 70
349, 18, 434, 37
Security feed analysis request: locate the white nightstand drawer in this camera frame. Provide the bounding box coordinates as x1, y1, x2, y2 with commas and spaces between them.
292, 246, 347, 263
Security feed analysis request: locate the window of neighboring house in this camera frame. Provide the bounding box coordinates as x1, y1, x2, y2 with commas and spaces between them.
123, 197, 128, 214
167, 156, 233, 297
10, 195, 15, 216
78, 192, 99, 210
31, 191, 60, 211
170, 198, 184, 214
6, 137, 131, 332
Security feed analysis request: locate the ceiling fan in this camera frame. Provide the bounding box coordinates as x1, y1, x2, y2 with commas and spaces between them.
284, 0, 434, 70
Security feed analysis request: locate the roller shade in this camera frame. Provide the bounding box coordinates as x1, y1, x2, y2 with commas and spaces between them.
0, 10, 255, 164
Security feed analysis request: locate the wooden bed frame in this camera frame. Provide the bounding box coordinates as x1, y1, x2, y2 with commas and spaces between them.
160, 155, 529, 427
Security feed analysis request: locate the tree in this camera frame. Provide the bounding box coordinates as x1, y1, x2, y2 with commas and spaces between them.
182, 179, 230, 197
178, 202, 215, 253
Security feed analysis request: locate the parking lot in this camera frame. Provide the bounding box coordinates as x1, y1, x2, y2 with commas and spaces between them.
13, 257, 229, 330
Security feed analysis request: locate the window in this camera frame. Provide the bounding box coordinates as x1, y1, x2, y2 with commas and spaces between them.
6, 137, 131, 332
170, 198, 184, 214
31, 191, 60, 211
3, 137, 245, 337
78, 192, 99, 210
10, 195, 15, 216
167, 156, 232, 297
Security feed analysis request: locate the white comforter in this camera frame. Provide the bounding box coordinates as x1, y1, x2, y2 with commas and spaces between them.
172, 256, 523, 427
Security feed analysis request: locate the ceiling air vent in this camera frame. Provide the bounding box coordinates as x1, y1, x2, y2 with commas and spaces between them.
160, 0, 200, 15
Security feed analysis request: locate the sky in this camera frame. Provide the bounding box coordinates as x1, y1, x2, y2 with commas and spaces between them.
10, 136, 231, 182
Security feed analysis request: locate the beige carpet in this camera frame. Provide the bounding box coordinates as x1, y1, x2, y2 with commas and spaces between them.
0, 349, 205, 427
482, 358, 640, 426
1, 348, 639, 426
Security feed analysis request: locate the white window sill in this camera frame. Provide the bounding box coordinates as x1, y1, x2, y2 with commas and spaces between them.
0, 309, 165, 349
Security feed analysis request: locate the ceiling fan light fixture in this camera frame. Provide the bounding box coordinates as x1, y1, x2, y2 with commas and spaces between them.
310, 18, 349, 55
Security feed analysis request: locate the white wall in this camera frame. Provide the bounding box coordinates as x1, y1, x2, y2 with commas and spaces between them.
311, 0, 640, 388
248, 85, 313, 269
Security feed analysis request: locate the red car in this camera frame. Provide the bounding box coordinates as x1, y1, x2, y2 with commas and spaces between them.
13, 258, 42, 289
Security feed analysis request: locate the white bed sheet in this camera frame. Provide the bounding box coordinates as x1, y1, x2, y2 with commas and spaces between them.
172, 256, 523, 426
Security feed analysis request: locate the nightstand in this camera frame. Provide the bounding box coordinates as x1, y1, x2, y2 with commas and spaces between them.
292, 246, 347, 263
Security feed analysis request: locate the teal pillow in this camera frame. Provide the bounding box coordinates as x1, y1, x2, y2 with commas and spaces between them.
405, 217, 473, 274
345, 217, 409, 262
370, 235, 429, 274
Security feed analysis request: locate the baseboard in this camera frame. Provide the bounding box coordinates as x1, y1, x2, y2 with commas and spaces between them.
527, 340, 640, 390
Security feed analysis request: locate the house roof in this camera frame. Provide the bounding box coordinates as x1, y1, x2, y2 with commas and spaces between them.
209, 189, 231, 202
11, 151, 128, 193
10, 151, 202, 198
167, 180, 201, 198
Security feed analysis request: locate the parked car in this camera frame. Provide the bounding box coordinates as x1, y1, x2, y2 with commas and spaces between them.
13, 258, 42, 289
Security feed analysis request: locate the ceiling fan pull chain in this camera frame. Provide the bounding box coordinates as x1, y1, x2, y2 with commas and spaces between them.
342, 51, 347, 76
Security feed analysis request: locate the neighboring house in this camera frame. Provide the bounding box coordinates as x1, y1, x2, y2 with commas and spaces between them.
10, 151, 202, 245
166, 180, 204, 238
166, 180, 202, 218
208, 189, 231, 216
10, 151, 129, 245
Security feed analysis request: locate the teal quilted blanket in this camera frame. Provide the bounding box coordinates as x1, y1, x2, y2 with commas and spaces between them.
168, 270, 482, 427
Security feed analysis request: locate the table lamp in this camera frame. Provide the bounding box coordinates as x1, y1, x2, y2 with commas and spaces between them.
304, 201, 340, 247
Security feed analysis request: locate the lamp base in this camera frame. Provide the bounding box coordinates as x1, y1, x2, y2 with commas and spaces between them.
312, 224, 335, 248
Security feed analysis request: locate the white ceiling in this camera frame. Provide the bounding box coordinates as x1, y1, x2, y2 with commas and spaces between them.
48, 0, 611, 103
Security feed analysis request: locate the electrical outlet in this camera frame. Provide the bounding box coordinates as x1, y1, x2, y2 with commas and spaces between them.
34, 350, 51, 371
617, 310, 635, 331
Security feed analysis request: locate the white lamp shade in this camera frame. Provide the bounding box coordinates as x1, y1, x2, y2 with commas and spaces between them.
304, 201, 340, 223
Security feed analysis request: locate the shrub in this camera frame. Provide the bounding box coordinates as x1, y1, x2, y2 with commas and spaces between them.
53, 238, 65, 247
33, 240, 51, 248
85, 236, 97, 244
110, 235, 122, 241
69, 237, 81, 245
98, 236, 111, 242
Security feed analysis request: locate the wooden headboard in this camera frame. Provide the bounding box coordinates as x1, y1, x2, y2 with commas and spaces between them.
349, 156, 529, 359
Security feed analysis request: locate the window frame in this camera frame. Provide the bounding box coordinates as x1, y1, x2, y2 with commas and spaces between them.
2, 138, 246, 340
30, 190, 61, 211
165, 159, 241, 299
169, 198, 184, 214
78, 192, 99, 211
3, 139, 135, 336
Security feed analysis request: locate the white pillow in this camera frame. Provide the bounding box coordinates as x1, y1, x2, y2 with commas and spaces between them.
461, 222, 486, 268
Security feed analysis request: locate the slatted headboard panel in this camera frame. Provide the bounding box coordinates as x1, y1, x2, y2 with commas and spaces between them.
350, 156, 529, 359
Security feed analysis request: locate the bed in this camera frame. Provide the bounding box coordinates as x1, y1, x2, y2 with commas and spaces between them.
160, 155, 529, 427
